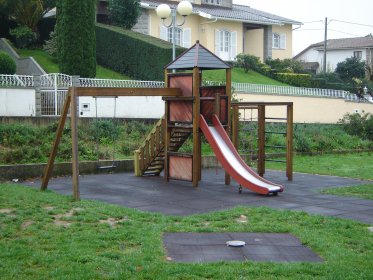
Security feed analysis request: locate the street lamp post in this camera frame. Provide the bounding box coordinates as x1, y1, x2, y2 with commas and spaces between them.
156, 1, 193, 61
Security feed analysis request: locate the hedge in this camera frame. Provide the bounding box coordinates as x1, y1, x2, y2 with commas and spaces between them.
274, 73, 313, 88
57, 0, 96, 78
96, 23, 184, 81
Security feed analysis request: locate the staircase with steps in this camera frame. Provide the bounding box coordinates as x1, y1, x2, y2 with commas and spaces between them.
134, 118, 191, 176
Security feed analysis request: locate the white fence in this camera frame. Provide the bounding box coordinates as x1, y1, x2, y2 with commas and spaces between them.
0, 74, 34, 87
0, 74, 372, 117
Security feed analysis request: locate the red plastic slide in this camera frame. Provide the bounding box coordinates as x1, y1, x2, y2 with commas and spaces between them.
200, 114, 284, 195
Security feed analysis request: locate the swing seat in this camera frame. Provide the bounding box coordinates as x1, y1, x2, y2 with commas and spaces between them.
97, 164, 117, 170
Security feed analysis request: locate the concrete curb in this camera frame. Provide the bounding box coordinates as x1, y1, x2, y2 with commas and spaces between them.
0, 156, 227, 181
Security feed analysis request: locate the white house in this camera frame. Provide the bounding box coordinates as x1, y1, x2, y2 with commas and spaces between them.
294, 34, 373, 74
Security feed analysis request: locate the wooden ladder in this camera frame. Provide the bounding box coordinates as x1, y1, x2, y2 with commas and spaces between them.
134, 118, 191, 176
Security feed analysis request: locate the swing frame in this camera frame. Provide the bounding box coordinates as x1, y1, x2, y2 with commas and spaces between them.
40, 87, 182, 200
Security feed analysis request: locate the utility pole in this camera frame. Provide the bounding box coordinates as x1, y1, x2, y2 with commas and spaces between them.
323, 17, 328, 73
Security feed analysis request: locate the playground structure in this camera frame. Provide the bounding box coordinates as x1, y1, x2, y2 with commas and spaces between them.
41, 41, 293, 199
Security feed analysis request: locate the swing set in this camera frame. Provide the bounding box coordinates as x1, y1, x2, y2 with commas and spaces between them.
40, 87, 182, 200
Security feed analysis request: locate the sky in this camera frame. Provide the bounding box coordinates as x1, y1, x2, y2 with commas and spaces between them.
233, 0, 373, 56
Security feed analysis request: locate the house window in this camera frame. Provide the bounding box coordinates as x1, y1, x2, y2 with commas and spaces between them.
203, 0, 220, 5
273, 33, 286, 49
220, 30, 230, 53
160, 26, 191, 48
215, 29, 237, 61
168, 27, 182, 46
354, 51, 362, 59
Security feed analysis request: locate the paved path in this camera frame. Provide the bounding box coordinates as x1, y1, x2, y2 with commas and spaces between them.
30, 169, 373, 224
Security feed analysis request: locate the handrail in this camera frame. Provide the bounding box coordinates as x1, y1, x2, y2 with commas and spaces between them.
134, 117, 165, 176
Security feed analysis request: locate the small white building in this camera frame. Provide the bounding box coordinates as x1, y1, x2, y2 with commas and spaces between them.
294, 34, 373, 74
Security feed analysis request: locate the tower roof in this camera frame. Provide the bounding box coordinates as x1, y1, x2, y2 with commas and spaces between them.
165, 41, 231, 70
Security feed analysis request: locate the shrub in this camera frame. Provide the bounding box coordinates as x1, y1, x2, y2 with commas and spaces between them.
0, 51, 16, 74
43, 29, 57, 57
9, 25, 37, 48
266, 58, 305, 74
57, 0, 96, 77
274, 73, 313, 87
108, 0, 140, 29
339, 112, 373, 141
236, 54, 262, 72
335, 56, 365, 82
96, 23, 184, 80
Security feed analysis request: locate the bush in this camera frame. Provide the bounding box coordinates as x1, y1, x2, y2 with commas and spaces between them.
266, 58, 305, 74
335, 56, 365, 82
274, 73, 313, 87
9, 26, 37, 48
236, 54, 262, 72
96, 23, 185, 80
108, 0, 140, 29
339, 112, 373, 141
43, 29, 57, 57
0, 51, 16, 74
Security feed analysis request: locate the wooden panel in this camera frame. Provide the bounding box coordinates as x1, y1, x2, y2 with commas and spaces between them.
220, 98, 227, 124
168, 74, 193, 97
200, 86, 226, 97
169, 101, 193, 122
169, 156, 193, 181
200, 87, 227, 124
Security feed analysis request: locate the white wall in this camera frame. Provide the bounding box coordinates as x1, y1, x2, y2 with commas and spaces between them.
296, 47, 367, 73
78, 96, 164, 119
0, 88, 36, 116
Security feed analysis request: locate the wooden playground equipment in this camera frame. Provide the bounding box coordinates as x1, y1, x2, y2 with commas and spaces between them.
41, 41, 293, 200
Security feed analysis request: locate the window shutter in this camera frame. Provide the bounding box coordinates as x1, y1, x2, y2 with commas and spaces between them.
215, 29, 220, 56
230, 31, 237, 60
160, 26, 168, 41
182, 28, 191, 48
280, 33, 286, 49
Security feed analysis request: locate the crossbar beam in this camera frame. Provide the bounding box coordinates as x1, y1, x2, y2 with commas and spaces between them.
75, 87, 182, 97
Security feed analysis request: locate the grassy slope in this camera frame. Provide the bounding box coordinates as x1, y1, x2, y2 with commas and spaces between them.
18, 49, 131, 80
19, 49, 286, 85
0, 183, 372, 279
203, 68, 289, 85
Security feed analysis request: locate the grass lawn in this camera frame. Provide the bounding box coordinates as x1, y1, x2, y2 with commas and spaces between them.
322, 184, 373, 200
19, 49, 285, 85
203, 68, 289, 86
0, 183, 372, 279
266, 152, 373, 200
266, 152, 373, 180
18, 49, 131, 80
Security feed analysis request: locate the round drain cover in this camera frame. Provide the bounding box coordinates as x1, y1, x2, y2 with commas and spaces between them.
226, 240, 245, 247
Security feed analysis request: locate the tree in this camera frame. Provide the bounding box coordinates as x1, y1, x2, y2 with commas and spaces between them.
335, 56, 365, 82
57, 0, 96, 77
0, 0, 56, 32
108, 0, 140, 29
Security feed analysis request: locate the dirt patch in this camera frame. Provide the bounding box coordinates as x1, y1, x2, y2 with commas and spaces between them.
52, 208, 84, 227
43, 206, 55, 211
21, 220, 34, 229
368, 227, 373, 233
0, 208, 16, 214
99, 217, 128, 228
53, 220, 73, 227
236, 215, 248, 223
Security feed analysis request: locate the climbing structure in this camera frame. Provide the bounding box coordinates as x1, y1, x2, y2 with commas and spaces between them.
134, 41, 290, 194
135, 41, 232, 187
